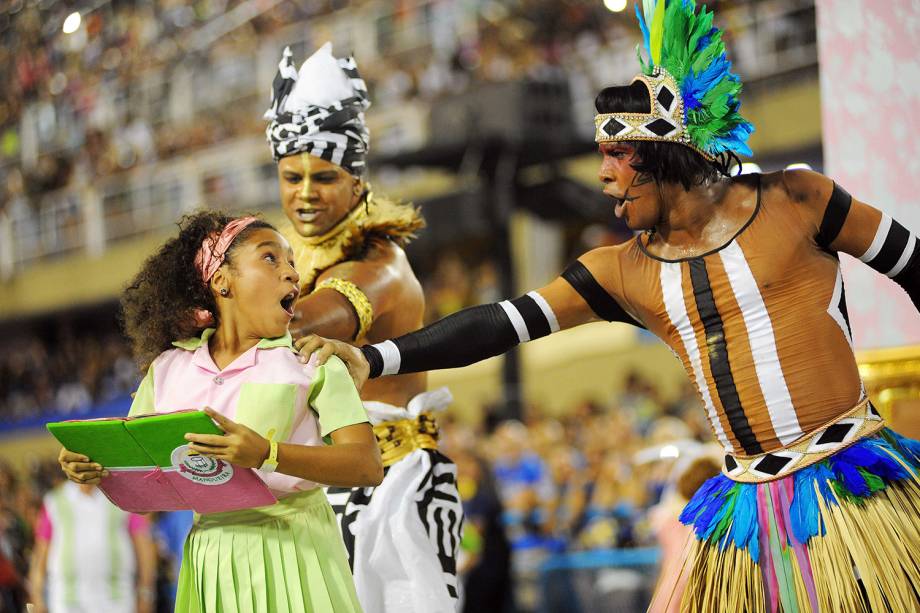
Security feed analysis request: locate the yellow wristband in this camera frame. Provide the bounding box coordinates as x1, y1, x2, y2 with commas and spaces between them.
314, 277, 374, 340
260, 429, 279, 473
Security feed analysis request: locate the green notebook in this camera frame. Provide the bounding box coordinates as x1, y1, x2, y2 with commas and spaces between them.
47, 410, 223, 468
47, 410, 277, 514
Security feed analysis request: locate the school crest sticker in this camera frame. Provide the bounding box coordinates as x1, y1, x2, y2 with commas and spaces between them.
171, 445, 234, 485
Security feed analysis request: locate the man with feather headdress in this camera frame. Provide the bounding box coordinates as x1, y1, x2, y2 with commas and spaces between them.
304, 3, 920, 610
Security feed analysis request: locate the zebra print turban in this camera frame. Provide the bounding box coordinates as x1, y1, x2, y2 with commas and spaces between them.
263, 43, 371, 175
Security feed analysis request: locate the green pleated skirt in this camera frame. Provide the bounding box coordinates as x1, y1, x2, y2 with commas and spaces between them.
175, 488, 363, 613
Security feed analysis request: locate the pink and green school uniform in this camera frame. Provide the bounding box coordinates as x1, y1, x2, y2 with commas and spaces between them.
129, 328, 369, 612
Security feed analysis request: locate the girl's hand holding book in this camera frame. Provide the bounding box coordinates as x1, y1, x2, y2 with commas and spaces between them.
58, 447, 110, 484
185, 407, 270, 469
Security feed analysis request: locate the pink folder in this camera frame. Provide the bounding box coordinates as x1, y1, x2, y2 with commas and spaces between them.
48, 410, 277, 513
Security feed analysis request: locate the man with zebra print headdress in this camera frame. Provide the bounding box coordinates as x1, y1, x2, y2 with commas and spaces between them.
264, 42, 462, 613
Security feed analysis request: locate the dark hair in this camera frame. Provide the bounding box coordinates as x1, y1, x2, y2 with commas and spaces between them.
120, 211, 275, 369
677, 456, 721, 501
595, 82, 733, 190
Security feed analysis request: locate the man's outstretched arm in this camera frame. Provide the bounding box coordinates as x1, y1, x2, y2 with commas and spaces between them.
298, 249, 644, 381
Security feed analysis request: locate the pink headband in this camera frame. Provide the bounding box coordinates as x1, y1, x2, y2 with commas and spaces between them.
192, 216, 258, 328
193, 216, 259, 284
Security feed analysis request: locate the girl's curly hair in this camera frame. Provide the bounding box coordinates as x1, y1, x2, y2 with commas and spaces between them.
120, 210, 275, 369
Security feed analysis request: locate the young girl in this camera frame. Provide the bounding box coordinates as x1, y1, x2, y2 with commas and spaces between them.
58, 211, 382, 612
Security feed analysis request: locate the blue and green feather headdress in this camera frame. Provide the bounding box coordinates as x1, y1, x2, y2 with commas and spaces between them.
594, 0, 754, 161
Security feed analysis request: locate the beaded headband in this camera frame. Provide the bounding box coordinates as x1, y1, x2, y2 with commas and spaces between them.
595, 0, 754, 161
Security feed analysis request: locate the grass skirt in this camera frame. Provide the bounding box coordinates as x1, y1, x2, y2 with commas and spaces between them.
175, 488, 362, 613
672, 429, 920, 612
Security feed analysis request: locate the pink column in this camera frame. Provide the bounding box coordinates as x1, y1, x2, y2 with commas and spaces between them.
817, 0, 920, 348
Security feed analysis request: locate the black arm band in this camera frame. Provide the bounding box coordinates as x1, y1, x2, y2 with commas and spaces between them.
361, 344, 385, 379
361, 292, 561, 378
561, 260, 644, 327
892, 243, 920, 313
816, 182, 852, 251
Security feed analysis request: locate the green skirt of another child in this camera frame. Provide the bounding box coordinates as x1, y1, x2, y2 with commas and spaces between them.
175, 487, 362, 613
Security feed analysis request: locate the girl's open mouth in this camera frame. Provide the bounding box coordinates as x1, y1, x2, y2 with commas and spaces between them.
280, 289, 298, 317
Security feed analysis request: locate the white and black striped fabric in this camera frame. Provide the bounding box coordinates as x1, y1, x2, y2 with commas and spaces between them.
325, 484, 369, 567
264, 46, 370, 174
819, 182, 920, 311
497, 291, 561, 343
326, 449, 462, 611
857, 213, 918, 280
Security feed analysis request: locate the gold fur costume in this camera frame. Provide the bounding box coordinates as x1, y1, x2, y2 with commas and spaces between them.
281, 190, 425, 293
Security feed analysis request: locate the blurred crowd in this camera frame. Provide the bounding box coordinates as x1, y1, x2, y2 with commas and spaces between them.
0, 328, 137, 424
0, 458, 192, 613
0, 0, 627, 214
0, 0, 816, 228
0, 0, 653, 272
0, 0, 291, 195
439, 373, 715, 610
0, 460, 53, 611
423, 255, 502, 323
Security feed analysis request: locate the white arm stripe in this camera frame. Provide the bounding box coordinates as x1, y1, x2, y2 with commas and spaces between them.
373, 340, 402, 376
887, 232, 916, 278
859, 213, 891, 263
498, 300, 530, 343
527, 291, 560, 333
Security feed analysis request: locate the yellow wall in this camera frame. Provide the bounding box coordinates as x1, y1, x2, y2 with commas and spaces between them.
744, 79, 822, 156
0, 429, 66, 473
857, 345, 920, 439
0, 232, 171, 318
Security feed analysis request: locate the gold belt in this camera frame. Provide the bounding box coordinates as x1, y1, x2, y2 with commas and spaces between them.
373, 412, 440, 467
722, 397, 886, 483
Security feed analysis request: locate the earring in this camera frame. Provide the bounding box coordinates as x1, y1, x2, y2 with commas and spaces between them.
219, 288, 229, 296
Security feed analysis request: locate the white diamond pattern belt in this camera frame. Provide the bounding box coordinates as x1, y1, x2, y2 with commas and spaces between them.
722, 398, 885, 483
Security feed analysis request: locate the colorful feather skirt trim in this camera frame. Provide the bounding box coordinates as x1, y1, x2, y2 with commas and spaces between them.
674, 428, 920, 612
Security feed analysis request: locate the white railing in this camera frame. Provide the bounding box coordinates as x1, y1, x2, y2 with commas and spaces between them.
721, 0, 818, 80
2, 137, 279, 273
